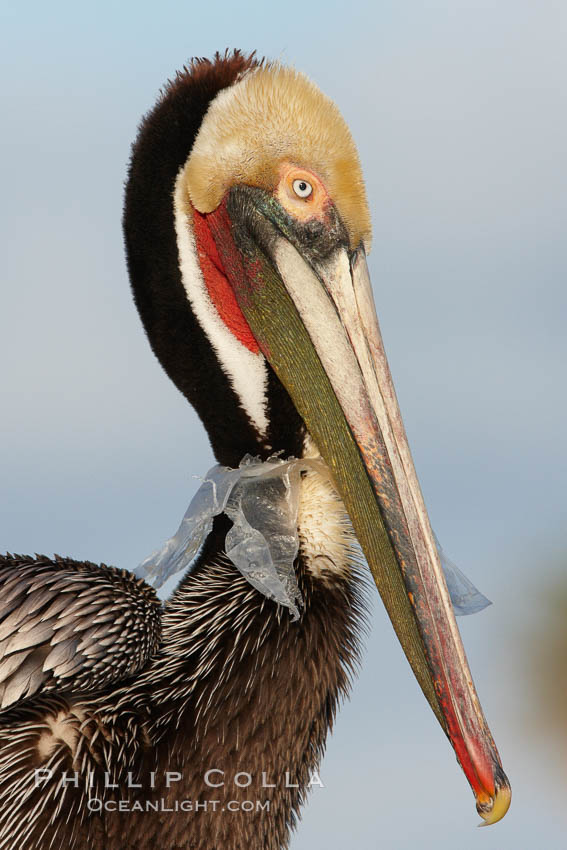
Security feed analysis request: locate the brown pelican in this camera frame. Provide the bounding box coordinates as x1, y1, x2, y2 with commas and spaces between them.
0, 51, 510, 849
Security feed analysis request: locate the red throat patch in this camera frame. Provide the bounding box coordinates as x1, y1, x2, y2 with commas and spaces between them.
192, 207, 260, 354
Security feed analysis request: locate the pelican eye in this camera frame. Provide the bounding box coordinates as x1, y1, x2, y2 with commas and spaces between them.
292, 179, 313, 199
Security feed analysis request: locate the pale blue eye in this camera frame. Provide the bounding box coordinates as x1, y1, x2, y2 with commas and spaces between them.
292, 179, 312, 198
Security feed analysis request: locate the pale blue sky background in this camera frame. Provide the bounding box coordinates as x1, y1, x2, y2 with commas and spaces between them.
1, 1, 566, 847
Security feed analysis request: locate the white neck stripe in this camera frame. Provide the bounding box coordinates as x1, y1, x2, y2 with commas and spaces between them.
173, 171, 269, 437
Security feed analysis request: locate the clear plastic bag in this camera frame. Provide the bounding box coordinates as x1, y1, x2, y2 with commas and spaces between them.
136, 455, 490, 618
434, 534, 491, 615
136, 456, 325, 618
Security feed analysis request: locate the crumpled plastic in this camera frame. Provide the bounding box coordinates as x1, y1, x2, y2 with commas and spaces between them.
434, 533, 491, 615
136, 455, 490, 619
137, 456, 326, 619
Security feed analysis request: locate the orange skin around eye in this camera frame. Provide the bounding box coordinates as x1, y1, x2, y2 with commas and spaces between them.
275, 162, 331, 224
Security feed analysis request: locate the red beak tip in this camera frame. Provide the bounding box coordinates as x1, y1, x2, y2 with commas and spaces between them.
475, 779, 511, 826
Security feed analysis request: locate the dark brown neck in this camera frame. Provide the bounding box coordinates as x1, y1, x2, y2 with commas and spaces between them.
111, 517, 365, 850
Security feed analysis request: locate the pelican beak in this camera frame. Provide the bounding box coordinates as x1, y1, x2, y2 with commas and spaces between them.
206, 186, 511, 824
